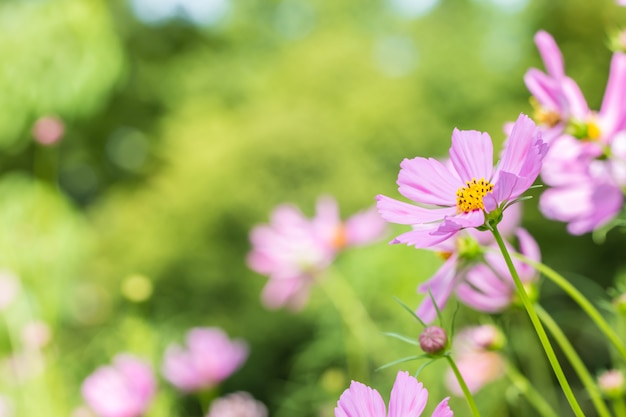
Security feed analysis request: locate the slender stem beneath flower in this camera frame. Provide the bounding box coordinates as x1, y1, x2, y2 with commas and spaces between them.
506, 362, 559, 417
445, 355, 482, 417
490, 225, 586, 417
511, 252, 626, 362
612, 397, 626, 417
536, 304, 613, 417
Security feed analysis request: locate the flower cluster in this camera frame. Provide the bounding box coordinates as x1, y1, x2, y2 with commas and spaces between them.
526, 30, 626, 234
81, 327, 248, 417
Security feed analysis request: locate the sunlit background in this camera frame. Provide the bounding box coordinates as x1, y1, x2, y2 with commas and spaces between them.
1, 0, 626, 416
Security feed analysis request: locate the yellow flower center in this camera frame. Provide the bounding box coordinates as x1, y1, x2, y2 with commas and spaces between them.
330, 225, 348, 249
456, 178, 494, 213
587, 120, 601, 141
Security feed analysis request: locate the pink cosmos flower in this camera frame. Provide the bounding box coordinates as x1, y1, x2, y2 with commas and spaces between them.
206, 392, 268, 417
81, 354, 156, 417
377, 113, 547, 249
247, 196, 386, 310
162, 327, 248, 392
445, 325, 506, 395
335, 370, 453, 417
415, 202, 525, 323
525, 30, 626, 234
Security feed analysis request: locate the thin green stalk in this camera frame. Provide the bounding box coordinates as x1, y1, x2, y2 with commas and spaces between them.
506, 363, 559, 417
319, 268, 386, 380
612, 397, 626, 417
512, 252, 626, 362
491, 225, 586, 417
445, 355, 483, 417
536, 304, 613, 417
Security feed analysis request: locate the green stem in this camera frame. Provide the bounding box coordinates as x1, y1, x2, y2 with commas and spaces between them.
319, 268, 386, 380
491, 225, 586, 417
536, 304, 613, 417
511, 252, 626, 362
445, 355, 482, 417
506, 363, 559, 417
612, 397, 626, 417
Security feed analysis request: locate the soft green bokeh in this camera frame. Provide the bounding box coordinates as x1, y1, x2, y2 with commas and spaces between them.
1, 0, 626, 416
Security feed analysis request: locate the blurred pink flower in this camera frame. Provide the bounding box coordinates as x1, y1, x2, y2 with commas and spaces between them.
206, 392, 268, 417
377, 114, 546, 249
335, 370, 453, 417
445, 325, 506, 395
0, 270, 20, 311
32, 116, 65, 146
247, 196, 386, 310
162, 327, 248, 393
81, 354, 156, 417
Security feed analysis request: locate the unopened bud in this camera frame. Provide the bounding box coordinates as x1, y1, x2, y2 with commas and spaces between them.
419, 326, 448, 354
598, 369, 626, 398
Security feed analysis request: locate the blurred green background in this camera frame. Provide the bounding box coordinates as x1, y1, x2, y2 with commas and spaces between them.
2, 0, 626, 416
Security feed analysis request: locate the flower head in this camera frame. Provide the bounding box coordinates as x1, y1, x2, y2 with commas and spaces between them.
419, 326, 448, 354
206, 392, 268, 417
248, 196, 386, 310
335, 370, 453, 417
598, 369, 626, 398
81, 354, 156, 417
377, 114, 546, 249
162, 327, 248, 393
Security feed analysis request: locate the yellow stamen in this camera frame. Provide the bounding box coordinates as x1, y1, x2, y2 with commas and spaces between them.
456, 178, 494, 213
587, 120, 601, 141
437, 251, 453, 260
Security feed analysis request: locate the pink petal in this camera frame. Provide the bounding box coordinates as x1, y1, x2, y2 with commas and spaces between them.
397, 157, 461, 206
431, 398, 454, 417
388, 371, 428, 417
334, 381, 386, 417
434, 211, 485, 234
449, 129, 494, 183
344, 206, 387, 246
376, 195, 456, 225
261, 276, 312, 311
524, 69, 562, 111
391, 226, 457, 249
561, 77, 589, 120
600, 53, 626, 135
498, 114, 543, 178
535, 30, 564, 79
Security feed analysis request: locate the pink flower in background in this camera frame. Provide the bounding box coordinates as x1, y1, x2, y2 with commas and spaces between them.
21, 320, 52, 351
206, 392, 268, 417
81, 354, 156, 417
456, 228, 540, 313
163, 327, 248, 392
335, 370, 453, 417
445, 325, 506, 395
415, 204, 524, 323
377, 113, 547, 249
248, 196, 386, 310
32, 116, 65, 146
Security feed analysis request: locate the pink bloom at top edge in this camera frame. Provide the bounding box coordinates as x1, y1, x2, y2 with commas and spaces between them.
247, 196, 386, 310
81, 354, 156, 417
162, 327, 248, 393
335, 370, 453, 417
377, 113, 547, 250
618, 0, 626, 6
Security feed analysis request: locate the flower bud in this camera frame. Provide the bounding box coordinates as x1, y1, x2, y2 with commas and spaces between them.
419, 326, 448, 354
598, 369, 626, 399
